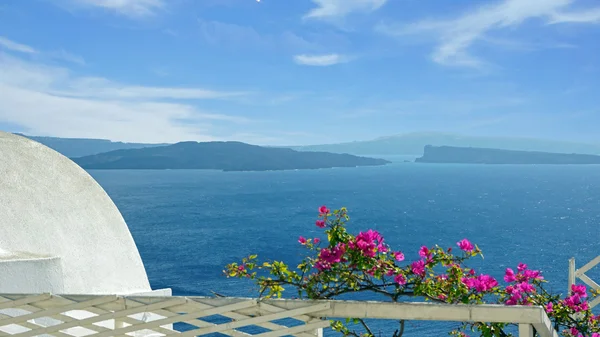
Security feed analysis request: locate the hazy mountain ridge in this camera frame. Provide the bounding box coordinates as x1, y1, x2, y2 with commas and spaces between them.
290, 133, 600, 156
14, 132, 600, 158
72, 141, 391, 171
415, 145, 600, 164
16, 134, 167, 158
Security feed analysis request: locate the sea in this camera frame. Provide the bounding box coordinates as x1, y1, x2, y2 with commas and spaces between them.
89, 158, 600, 336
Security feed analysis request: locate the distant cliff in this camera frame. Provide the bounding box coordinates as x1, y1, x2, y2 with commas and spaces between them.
16, 134, 166, 158
415, 145, 600, 164
290, 132, 600, 156
73, 141, 391, 171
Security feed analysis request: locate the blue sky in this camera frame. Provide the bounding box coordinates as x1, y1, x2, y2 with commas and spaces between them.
0, 0, 599, 145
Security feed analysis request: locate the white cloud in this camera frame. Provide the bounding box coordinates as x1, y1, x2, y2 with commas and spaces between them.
377, 0, 600, 67
293, 54, 347, 66
549, 7, 600, 23
304, 0, 387, 20
0, 52, 251, 143
70, 0, 165, 17
0, 36, 85, 65
197, 19, 318, 53
48, 49, 86, 65
0, 36, 36, 54
56, 77, 247, 100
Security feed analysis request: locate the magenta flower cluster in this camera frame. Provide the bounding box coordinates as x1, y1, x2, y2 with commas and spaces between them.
561, 284, 590, 313
457, 239, 475, 252
568, 326, 599, 337
461, 274, 499, 293
229, 205, 600, 337
349, 229, 387, 257
315, 243, 347, 271
502, 263, 544, 305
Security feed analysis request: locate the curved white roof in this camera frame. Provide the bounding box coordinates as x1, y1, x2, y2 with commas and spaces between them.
0, 132, 151, 294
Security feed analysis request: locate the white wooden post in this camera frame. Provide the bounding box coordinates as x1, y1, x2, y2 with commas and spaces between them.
568, 256, 600, 308
115, 319, 125, 330
312, 327, 324, 337
568, 258, 576, 294
518, 324, 534, 337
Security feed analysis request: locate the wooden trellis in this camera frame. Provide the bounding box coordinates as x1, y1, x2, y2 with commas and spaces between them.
0, 293, 559, 337
568, 256, 600, 309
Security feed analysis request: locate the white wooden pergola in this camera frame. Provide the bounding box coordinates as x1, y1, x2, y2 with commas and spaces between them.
569, 255, 600, 309
0, 293, 559, 337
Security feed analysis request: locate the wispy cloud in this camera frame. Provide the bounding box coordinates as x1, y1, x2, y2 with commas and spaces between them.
304, 0, 388, 20
0, 46, 251, 143
293, 53, 348, 66
69, 0, 165, 18
48, 49, 86, 65
197, 19, 317, 52
377, 0, 600, 68
0, 36, 36, 54
549, 7, 600, 23
0, 36, 85, 65
54, 77, 247, 100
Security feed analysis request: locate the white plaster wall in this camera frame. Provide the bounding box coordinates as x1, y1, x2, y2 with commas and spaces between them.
0, 256, 64, 293
0, 132, 151, 294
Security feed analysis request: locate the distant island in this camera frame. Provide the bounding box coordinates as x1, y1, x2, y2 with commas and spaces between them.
16, 134, 166, 158
290, 132, 600, 156
415, 145, 600, 164
73, 141, 391, 171
16, 132, 600, 158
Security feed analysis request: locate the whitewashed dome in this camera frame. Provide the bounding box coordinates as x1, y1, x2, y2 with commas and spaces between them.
0, 132, 151, 294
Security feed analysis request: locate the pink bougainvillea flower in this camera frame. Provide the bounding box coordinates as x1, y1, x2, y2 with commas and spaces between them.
462, 274, 498, 293
517, 263, 528, 272
517, 282, 535, 293
545, 302, 553, 313
314, 261, 328, 271
411, 260, 426, 277
298, 236, 307, 245
318, 206, 330, 215
315, 220, 326, 228
316, 243, 346, 271
355, 229, 384, 257
571, 284, 587, 298
313, 238, 321, 244
504, 268, 516, 282
393, 251, 405, 261
394, 273, 407, 285
478, 274, 498, 291
418, 246, 430, 258
523, 269, 543, 281
385, 269, 395, 277
238, 265, 245, 271
562, 293, 589, 313
457, 239, 474, 252
505, 293, 522, 306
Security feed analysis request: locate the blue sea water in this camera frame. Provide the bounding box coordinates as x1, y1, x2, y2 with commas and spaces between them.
89, 163, 600, 336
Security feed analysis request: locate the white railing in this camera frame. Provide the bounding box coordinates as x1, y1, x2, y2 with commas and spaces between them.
0, 293, 559, 337
569, 256, 600, 309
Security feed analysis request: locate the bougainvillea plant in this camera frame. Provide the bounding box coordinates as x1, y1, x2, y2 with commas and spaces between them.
225, 206, 599, 337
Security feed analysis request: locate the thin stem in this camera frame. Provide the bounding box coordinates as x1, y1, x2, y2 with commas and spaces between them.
392, 320, 406, 337
358, 318, 374, 337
